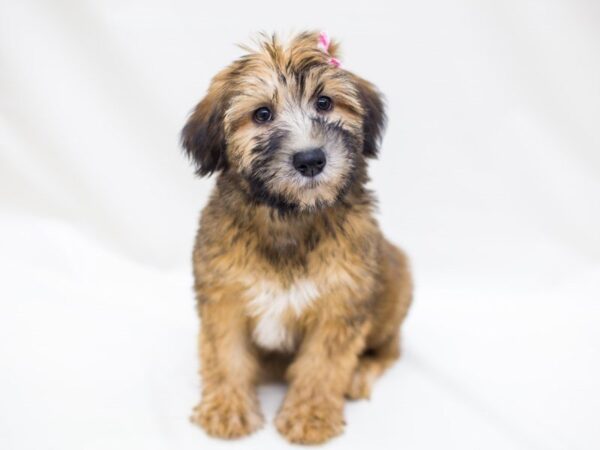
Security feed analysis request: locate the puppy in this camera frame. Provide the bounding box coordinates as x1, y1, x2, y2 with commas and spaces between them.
181, 31, 412, 444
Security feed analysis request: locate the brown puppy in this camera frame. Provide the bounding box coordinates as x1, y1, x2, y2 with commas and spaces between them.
181, 31, 412, 444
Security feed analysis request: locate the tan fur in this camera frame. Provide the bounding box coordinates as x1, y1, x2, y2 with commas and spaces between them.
183, 32, 413, 444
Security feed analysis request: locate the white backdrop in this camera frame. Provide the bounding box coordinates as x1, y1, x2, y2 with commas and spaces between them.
1, 1, 599, 449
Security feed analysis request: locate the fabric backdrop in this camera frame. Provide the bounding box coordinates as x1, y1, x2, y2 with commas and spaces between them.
1, 1, 599, 449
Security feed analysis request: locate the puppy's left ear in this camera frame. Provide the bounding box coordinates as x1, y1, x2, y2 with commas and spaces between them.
354, 76, 387, 158
180, 85, 229, 177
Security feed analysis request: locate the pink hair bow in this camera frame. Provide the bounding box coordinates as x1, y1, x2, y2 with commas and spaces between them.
317, 31, 341, 68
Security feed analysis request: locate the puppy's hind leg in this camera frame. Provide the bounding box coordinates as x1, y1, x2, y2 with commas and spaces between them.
346, 240, 412, 400
345, 334, 400, 400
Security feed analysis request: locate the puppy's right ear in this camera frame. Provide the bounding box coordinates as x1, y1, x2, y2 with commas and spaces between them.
180, 87, 229, 176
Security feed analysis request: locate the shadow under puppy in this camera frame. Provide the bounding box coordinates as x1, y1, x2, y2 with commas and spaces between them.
181, 31, 412, 445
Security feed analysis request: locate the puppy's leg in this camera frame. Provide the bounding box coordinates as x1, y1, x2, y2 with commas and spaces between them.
346, 241, 412, 400
191, 300, 263, 439
275, 317, 369, 444
345, 334, 400, 400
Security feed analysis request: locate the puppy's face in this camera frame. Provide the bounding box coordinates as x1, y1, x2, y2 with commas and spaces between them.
182, 32, 385, 213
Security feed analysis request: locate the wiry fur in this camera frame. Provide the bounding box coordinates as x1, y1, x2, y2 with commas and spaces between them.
182, 31, 412, 444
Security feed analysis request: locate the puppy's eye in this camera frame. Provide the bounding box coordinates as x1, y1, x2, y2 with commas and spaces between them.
253, 107, 273, 123
316, 96, 333, 112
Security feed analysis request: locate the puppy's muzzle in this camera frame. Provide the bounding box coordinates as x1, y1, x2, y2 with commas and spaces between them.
293, 148, 326, 177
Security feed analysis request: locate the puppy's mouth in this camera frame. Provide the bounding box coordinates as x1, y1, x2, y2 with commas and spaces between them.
299, 176, 325, 190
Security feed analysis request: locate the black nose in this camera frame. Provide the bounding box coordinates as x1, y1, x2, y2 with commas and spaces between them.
293, 148, 326, 177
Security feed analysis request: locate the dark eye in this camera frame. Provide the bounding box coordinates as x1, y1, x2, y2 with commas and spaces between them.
316, 96, 333, 111
253, 107, 273, 123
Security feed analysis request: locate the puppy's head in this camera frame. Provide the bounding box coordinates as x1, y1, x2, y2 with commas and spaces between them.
182, 31, 385, 213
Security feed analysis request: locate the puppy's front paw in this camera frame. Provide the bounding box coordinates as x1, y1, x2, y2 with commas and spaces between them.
275, 398, 344, 444
191, 389, 263, 439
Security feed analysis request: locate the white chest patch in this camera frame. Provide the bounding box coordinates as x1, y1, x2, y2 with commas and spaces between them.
245, 278, 319, 351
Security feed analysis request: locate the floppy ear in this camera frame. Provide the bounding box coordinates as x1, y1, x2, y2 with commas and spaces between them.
180, 87, 229, 176
354, 77, 387, 158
